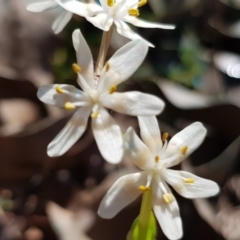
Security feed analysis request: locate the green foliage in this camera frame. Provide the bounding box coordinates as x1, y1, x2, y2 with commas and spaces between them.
168, 33, 206, 88
127, 211, 157, 240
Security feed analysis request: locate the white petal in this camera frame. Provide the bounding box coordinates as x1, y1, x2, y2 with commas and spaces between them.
52, 9, 72, 34
55, 0, 100, 17
101, 91, 165, 116
99, 0, 108, 10
115, 20, 155, 47
47, 107, 91, 157
124, 16, 175, 30
163, 122, 207, 168
163, 169, 220, 199
26, 1, 57, 12
124, 0, 138, 8
86, 13, 112, 31
152, 180, 183, 240
72, 29, 94, 87
98, 172, 147, 218
98, 39, 148, 92
37, 84, 89, 107
124, 127, 154, 170
92, 107, 123, 164
138, 116, 162, 153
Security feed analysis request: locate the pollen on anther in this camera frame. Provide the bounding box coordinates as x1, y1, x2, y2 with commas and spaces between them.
138, 0, 147, 7
180, 146, 188, 155
107, 0, 114, 7
155, 155, 160, 163
55, 86, 64, 94
72, 63, 82, 73
163, 193, 173, 204
64, 102, 75, 110
162, 132, 169, 142
128, 9, 139, 17
109, 85, 117, 94
184, 178, 194, 183
138, 185, 150, 192
105, 62, 110, 72
91, 111, 99, 118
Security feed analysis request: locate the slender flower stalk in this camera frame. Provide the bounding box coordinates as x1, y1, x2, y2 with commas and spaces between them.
37, 30, 165, 164
95, 24, 114, 77
98, 116, 220, 240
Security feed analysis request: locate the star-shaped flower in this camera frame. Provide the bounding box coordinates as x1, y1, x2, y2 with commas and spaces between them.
37, 30, 165, 164
26, 0, 101, 34
98, 116, 220, 240
57, 0, 175, 47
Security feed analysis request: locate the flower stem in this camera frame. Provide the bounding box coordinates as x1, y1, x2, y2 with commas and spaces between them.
94, 24, 114, 78
138, 187, 152, 240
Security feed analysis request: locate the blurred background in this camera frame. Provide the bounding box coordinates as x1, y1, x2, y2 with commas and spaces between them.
0, 0, 240, 239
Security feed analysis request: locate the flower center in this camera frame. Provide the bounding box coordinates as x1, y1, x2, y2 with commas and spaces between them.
88, 89, 99, 104
106, 0, 148, 18
128, 0, 148, 17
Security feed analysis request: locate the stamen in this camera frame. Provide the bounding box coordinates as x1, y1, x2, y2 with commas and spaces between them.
162, 132, 169, 142
91, 111, 99, 118
55, 86, 64, 94
105, 62, 110, 72
109, 85, 117, 94
72, 63, 82, 73
163, 193, 173, 204
159, 138, 168, 155
64, 102, 76, 110
180, 146, 188, 155
138, 0, 147, 7
138, 185, 150, 192
146, 174, 153, 188
155, 155, 160, 163
128, 9, 139, 17
107, 0, 114, 7
184, 178, 194, 183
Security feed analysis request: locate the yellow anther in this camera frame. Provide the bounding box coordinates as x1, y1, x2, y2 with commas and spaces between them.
163, 193, 173, 204
155, 155, 160, 163
184, 178, 195, 183
109, 85, 117, 94
64, 102, 76, 110
128, 8, 139, 17
55, 86, 64, 94
138, 185, 150, 192
72, 63, 82, 73
105, 62, 110, 72
138, 0, 147, 7
180, 146, 188, 155
91, 111, 99, 118
107, 0, 114, 7
162, 132, 169, 142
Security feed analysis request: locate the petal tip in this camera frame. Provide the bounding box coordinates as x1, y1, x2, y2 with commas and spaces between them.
97, 208, 113, 219
47, 143, 63, 158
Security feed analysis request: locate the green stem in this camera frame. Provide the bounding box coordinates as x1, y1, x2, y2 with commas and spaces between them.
138, 187, 152, 240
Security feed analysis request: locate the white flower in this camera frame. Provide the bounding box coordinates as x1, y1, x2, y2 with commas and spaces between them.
26, 0, 72, 34
37, 30, 165, 164
57, 0, 175, 47
26, 0, 100, 34
98, 116, 220, 240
